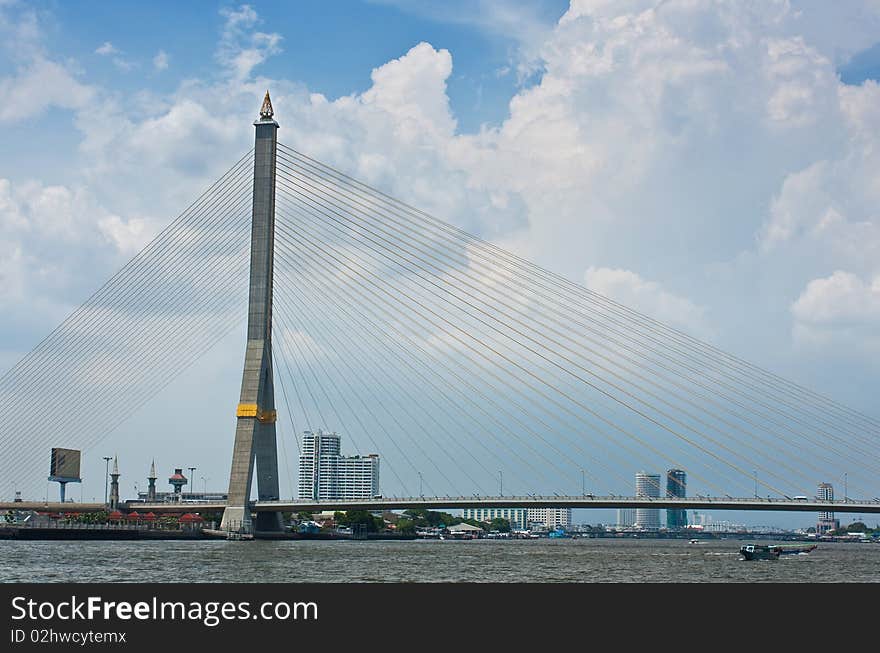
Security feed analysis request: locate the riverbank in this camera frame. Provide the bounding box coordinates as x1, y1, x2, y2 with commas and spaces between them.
0, 525, 203, 540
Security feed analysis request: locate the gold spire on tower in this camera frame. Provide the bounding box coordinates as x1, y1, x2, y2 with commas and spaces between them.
259, 90, 274, 120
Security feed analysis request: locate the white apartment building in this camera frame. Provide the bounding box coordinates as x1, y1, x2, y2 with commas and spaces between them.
462, 507, 528, 529
526, 507, 572, 530
617, 508, 636, 528
298, 430, 380, 500
635, 472, 661, 530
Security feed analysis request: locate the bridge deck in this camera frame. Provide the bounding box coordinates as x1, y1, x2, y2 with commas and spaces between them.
3, 496, 878, 514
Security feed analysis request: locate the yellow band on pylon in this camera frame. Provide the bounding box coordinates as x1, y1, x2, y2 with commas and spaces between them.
236, 403, 277, 423
237, 403, 258, 417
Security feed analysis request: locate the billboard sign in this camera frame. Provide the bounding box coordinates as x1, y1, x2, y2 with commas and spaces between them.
48, 447, 82, 483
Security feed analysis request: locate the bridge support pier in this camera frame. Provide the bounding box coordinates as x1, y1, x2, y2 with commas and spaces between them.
220, 92, 283, 533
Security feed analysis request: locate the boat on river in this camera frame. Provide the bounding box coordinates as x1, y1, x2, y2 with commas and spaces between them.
740, 544, 818, 560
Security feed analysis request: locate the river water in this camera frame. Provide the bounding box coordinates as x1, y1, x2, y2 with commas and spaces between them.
1, 538, 877, 583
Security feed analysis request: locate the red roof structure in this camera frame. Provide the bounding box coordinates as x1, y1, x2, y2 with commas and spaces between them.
126, 511, 140, 521
179, 513, 204, 523
107, 510, 124, 520
143, 512, 157, 521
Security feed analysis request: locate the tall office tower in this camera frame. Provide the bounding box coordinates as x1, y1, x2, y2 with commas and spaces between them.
298, 430, 380, 500
635, 472, 661, 529
617, 508, 636, 528
816, 482, 839, 534
462, 508, 527, 529
526, 508, 572, 530
666, 468, 688, 530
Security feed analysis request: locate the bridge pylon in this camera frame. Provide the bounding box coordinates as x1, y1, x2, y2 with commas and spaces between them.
220, 92, 282, 532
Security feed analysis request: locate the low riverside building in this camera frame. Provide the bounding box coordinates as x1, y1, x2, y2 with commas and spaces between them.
527, 508, 572, 530
461, 507, 572, 530
461, 507, 527, 529
135, 490, 228, 503
445, 522, 485, 539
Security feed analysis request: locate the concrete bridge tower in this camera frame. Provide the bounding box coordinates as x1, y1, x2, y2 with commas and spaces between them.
220, 92, 282, 532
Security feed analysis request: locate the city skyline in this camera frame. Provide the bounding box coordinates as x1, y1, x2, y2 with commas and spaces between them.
0, 1, 878, 531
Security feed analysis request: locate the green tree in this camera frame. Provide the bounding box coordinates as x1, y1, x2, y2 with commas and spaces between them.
402, 509, 462, 528
487, 517, 511, 532
335, 510, 382, 533
395, 518, 417, 534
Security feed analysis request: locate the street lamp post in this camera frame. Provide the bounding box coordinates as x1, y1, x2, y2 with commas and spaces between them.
754, 470, 758, 498
844, 472, 847, 503
102, 456, 112, 506
201, 477, 208, 498
499, 471, 503, 497
188, 467, 196, 499
418, 472, 423, 498
581, 469, 585, 496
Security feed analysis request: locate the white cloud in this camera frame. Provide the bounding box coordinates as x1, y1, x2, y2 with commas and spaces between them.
63, 0, 878, 366
3, 0, 880, 421
153, 49, 169, 71
0, 240, 25, 305
375, 0, 559, 82
111, 57, 134, 72
95, 41, 118, 56
792, 271, 880, 325
583, 266, 709, 335
361, 42, 456, 141
97, 215, 158, 254
755, 78, 880, 312
791, 270, 880, 350
0, 3, 95, 123
217, 4, 282, 81
94, 41, 134, 71
0, 176, 124, 322
0, 58, 95, 122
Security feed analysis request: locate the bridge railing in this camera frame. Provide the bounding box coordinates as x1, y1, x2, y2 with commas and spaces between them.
254, 494, 879, 504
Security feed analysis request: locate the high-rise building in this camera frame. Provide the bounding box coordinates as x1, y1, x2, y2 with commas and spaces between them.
462, 508, 527, 529
666, 469, 687, 530
635, 472, 661, 529
298, 430, 380, 500
617, 508, 636, 528
299, 431, 340, 500
336, 454, 380, 500
526, 508, 571, 530
816, 482, 839, 534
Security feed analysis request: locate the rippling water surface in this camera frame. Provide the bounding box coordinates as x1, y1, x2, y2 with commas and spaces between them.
1, 539, 877, 583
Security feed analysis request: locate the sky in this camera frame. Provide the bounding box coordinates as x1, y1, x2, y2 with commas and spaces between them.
1, 0, 879, 529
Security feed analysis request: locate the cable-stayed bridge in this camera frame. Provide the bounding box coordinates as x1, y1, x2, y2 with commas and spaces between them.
2, 497, 879, 515
1, 94, 877, 529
